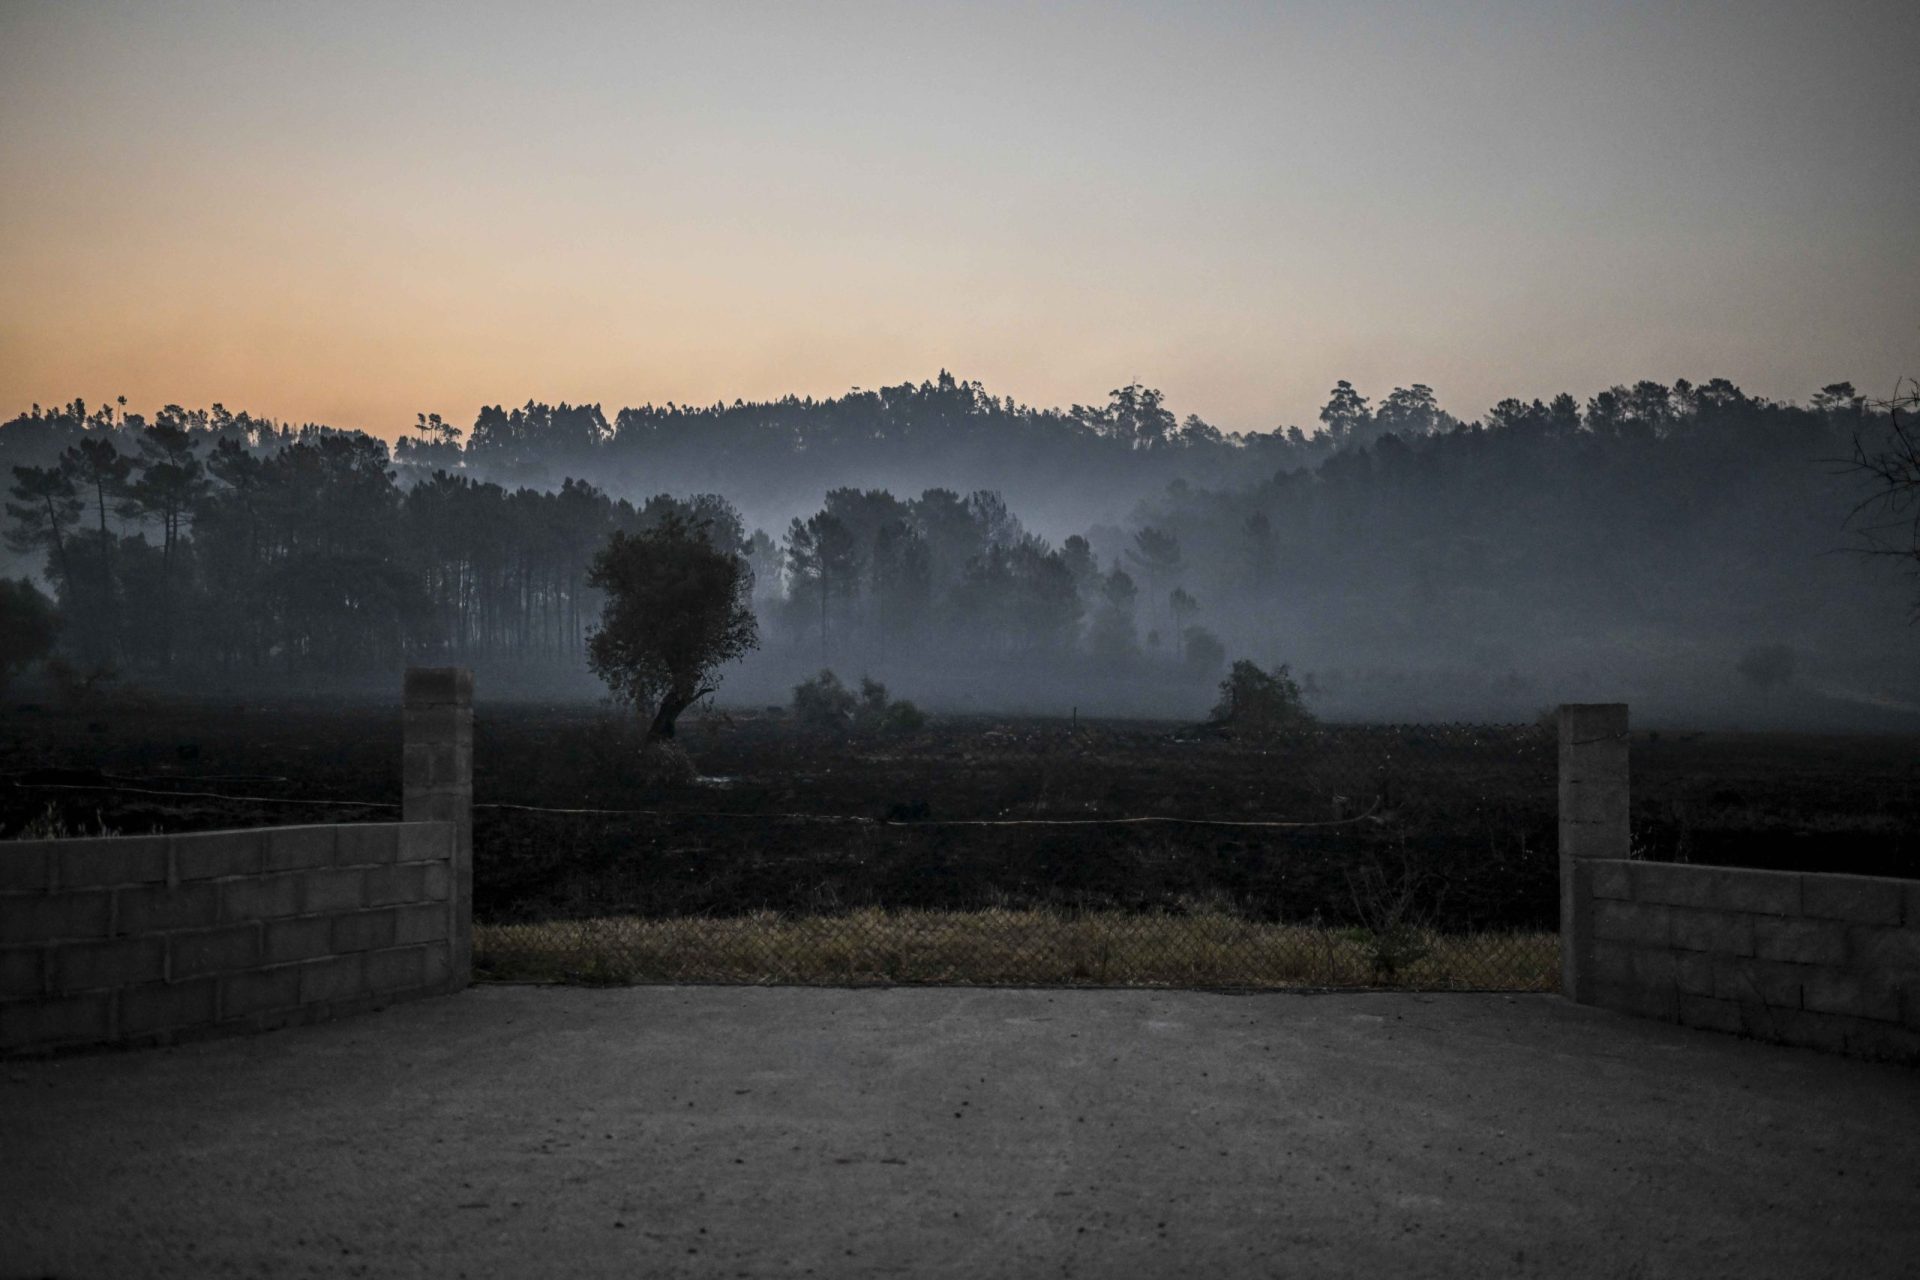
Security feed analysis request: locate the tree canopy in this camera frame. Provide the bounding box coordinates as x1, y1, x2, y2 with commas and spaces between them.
585, 512, 758, 739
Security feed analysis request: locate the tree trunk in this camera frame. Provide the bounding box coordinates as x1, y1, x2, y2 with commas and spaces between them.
646, 685, 713, 741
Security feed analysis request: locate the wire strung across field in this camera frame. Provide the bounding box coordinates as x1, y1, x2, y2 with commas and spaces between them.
10, 780, 400, 809
8, 778, 1383, 829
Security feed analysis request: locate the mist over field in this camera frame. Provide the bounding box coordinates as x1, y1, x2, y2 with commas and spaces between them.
4, 372, 1914, 729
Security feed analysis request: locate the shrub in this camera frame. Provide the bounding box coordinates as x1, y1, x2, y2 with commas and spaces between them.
1210, 659, 1314, 733
792, 669, 857, 732
794, 671, 926, 735
855, 676, 926, 734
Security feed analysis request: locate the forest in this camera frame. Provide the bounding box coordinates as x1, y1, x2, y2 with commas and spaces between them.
2, 373, 1913, 726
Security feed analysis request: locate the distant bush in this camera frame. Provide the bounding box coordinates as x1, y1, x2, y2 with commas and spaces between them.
792, 670, 858, 732
1210, 659, 1315, 734
792, 670, 925, 735
855, 677, 926, 734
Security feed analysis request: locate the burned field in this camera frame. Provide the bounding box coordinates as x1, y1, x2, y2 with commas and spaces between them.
5, 701, 1913, 944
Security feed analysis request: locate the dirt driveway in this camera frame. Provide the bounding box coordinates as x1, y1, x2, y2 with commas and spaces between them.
3, 986, 1916, 1278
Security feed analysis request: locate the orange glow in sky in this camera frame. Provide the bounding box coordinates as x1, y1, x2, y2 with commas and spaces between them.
3, 2, 1915, 439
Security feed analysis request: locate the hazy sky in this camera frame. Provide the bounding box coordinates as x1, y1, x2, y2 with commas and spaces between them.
2, 0, 1915, 439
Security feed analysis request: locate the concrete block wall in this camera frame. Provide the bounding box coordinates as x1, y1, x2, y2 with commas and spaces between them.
1577, 860, 1920, 1062
0, 822, 458, 1053
1559, 702, 1920, 1064
0, 667, 473, 1055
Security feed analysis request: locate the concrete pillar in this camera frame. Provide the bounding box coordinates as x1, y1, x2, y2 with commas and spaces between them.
404, 667, 473, 990
1558, 702, 1629, 1003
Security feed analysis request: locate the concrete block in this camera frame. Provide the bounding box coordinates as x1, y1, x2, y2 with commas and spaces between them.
1631, 864, 1798, 916
0, 947, 44, 1000
365, 945, 429, 992
403, 740, 473, 793
332, 909, 398, 953
403, 707, 472, 748
0, 992, 112, 1051
115, 883, 217, 934
1588, 940, 1636, 986
1668, 907, 1754, 956
1591, 978, 1677, 1022
365, 864, 427, 907
421, 862, 451, 902
173, 830, 263, 881
1588, 860, 1634, 901
1710, 956, 1801, 1009
0, 842, 52, 891
398, 821, 451, 864
392, 903, 448, 946
1904, 986, 1920, 1032
325, 991, 394, 1022
1767, 1008, 1856, 1056
1802, 875, 1903, 925
220, 874, 302, 923
1730, 999, 1788, 1040
300, 868, 365, 915
54, 836, 170, 889
264, 826, 336, 872
1673, 950, 1717, 997
244, 1005, 315, 1035
263, 916, 333, 965
1628, 948, 1677, 988
336, 825, 401, 867
299, 954, 366, 1005
1802, 970, 1901, 1022
1677, 994, 1745, 1035
1558, 703, 1628, 760
0, 891, 112, 943
1560, 820, 1630, 862
1592, 900, 1670, 947
422, 945, 451, 988
170, 924, 261, 979
1843, 1020, 1920, 1066
1906, 881, 1920, 928
54, 937, 166, 992
1754, 917, 1847, 967
1846, 925, 1920, 973
218, 966, 302, 1019
1561, 779, 1630, 827
119, 979, 217, 1036
404, 667, 474, 706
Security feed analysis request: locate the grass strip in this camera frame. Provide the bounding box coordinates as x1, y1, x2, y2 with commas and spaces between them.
476, 908, 1559, 991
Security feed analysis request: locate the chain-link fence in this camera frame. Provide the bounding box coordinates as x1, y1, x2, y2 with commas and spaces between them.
21, 705, 1910, 992
471, 720, 1562, 990
1629, 731, 1920, 878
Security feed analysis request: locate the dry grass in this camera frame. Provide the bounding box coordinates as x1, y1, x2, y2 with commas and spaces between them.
475, 908, 1559, 991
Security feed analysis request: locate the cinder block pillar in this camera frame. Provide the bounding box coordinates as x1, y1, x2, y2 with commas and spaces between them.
1558, 703, 1629, 1003
405, 668, 473, 991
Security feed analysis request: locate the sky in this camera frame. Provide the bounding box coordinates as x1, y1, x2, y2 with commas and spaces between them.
2, 0, 1916, 440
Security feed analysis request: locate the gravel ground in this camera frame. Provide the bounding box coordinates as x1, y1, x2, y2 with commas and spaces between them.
3, 985, 1916, 1278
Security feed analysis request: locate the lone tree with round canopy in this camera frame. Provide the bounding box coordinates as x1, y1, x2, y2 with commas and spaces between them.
585, 512, 758, 741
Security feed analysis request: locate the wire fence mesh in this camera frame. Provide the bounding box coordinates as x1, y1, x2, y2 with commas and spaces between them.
469, 720, 1563, 991
16, 706, 1911, 993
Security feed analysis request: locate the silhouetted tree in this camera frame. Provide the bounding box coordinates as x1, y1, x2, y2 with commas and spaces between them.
1211, 660, 1313, 733
0, 578, 58, 694
6, 466, 79, 592
586, 512, 758, 740
1846, 377, 1920, 614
